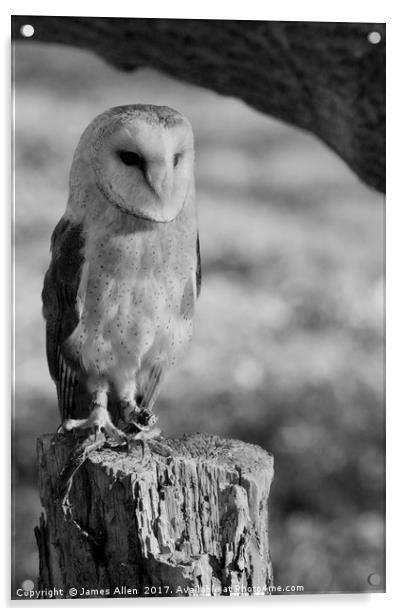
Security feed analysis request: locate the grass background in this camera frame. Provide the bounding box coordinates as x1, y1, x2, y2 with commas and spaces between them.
13, 40, 384, 594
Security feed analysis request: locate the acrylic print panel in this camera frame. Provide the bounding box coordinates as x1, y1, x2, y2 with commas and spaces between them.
11, 16, 385, 599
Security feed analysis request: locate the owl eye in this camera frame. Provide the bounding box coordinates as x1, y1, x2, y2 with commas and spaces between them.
118, 150, 144, 169
173, 153, 181, 167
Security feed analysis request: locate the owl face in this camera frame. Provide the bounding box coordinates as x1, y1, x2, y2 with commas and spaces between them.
71, 105, 195, 223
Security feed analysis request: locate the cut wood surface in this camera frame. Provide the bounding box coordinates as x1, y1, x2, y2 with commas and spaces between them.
12, 17, 385, 193
36, 432, 274, 597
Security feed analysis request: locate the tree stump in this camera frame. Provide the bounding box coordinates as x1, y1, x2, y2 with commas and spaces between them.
35, 432, 274, 598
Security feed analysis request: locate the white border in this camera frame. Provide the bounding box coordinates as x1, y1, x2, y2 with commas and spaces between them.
2, 0, 399, 613
1, 0, 392, 21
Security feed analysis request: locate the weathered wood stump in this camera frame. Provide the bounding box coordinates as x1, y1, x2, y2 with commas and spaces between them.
36, 432, 274, 598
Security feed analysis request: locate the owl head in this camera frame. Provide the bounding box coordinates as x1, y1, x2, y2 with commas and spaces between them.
69, 105, 195, 223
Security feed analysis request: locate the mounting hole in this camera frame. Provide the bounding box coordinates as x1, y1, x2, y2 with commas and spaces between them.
368, 31, 381, 45
21, 579, 34, 591
367, 573, 381, 587
20, 24, 35, 38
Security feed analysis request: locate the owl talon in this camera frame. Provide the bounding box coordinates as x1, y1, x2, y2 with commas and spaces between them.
124, 427, 161, 458
120, 401, 158, 431
132, 425, 161, 440
58, 404, 126, 446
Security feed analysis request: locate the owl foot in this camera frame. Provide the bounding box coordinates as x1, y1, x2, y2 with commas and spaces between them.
131, 424, 161, 441
120, 402, 158, 433
123, 425, 162, 459
58, 403, 127, 446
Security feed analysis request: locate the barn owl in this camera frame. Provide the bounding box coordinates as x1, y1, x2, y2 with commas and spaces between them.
42, 105, 201, 455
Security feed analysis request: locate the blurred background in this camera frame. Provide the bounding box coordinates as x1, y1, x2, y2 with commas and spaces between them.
13, 41, 384, 594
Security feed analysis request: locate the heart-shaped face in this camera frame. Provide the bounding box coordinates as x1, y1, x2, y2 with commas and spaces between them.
70, 104, 195, 223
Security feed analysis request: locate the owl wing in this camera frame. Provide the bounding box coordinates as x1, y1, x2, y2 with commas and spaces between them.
42, 217, 85, 420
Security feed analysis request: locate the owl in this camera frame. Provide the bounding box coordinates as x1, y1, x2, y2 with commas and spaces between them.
42, 104, 201, 450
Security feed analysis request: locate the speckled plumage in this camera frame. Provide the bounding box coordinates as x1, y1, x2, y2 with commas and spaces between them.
42, 105, 200, 427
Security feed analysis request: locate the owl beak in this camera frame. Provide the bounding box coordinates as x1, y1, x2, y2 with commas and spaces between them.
145, 161, 169, 199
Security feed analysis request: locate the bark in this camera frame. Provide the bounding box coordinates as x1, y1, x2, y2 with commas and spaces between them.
12, 17, 385, 193
35, 432, 274, 598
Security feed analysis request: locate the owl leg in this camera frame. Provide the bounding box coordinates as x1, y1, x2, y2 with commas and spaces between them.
117, 381, 139, 424
135, 363, 164, 428
120, 403, 160, 434
59, 377, 127, 445
112, 372, 159, 437
121, 364, 164, 442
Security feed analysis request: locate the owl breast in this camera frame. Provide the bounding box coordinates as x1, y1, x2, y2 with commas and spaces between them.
65, 211, 197, 386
